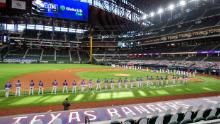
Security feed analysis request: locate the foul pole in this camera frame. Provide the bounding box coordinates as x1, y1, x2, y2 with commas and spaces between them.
89, 28, 93, 63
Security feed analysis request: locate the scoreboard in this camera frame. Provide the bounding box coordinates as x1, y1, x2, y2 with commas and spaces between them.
32, 0, 89, 22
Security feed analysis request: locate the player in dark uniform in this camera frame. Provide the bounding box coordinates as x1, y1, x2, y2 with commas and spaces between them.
165, 75, 169, 86
72, 80, 77, 93
5, 82, 12, 97
81, 80, 86, 92
130, 78, 134, 88
160, 76, 164, 87
110, 78, 114, 90
104, 78, 108, 90
38, 80, 44, 95
63, 98, 71, 110
139, 77, 143, 88
15, 80, 21, 96
124, 78, 128, 88
29, 80, 35, 95
146, 76, 150, 87
172, 75, 176, 85
62, 80, 68, 93
96, 79, 101, 91
118, 78, 122, 89
88, 79, 93, 90
51, 80, 58, 94
156, 76, 160, 87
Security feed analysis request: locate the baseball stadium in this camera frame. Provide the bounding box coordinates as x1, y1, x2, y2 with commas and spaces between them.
0, 0, 220, 124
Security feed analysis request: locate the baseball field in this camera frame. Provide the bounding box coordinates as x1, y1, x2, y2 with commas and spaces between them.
0, 64, 220, 116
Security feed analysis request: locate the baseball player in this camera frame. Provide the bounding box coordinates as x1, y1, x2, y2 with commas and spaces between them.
160, 76, 164, 87
176, 76, 180, 84
88, 79, 93, 90
130, 78, 134, 88
183, 75, 188, 85
150, 76, 154, 87
124, 78, 128, 88
81, 80, 86, 92
110, 78, 114, 90
51, 80, 58, 94
118, 78, 122, 89
72, 80, 77, 93
38, 80, 44, 95
15, 80, 21, 96
5, 82, 12, 98
156, 76, 160, 87
96, 79, 101, 91
139, 77, 143, 88
172, 75, 176, 85
146, 76, 150, 87
29, 80, 35, 95
104, 78, 108, 90
165, 75, 169, 86
63, 80, 68, 93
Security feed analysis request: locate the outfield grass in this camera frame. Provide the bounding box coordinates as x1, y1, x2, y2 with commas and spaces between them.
0, 64, 107, 88
0, 64, 220, 109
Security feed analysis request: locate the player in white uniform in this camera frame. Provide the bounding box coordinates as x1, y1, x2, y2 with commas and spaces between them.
118, 78, 122, 89
130, 78, 134, 88
38, 80, 44, 95
51, 80, 58, 94
29, 80, 35, 95
110, 79, 114, 90
81, 80, 86, 92
88, 79, 93, 90
15, 80, 21, 96
96, 79, 101, 91
124, 78, 128, 88
72, 80, 77, 93
104, 79, 108, 90
5, 82, 12, 98
62, 80, 68, 93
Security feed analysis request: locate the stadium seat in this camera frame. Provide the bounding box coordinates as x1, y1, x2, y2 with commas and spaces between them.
176, 107, 184, 122
110, 115, 121, 124
206, 108, 217, 120
110, 121, 121, 124
216, 102, 220, 118
193, 108, 206, 122
217, 113, 220, 119
163, 109, 172, 124
148, 115, 158, 124
124, 113, 135, 124
148, 110, 159, 124
137, 112, 148, 124
155, 115, 164, 124
180, 111, 193, 124
137, 117, 148, 124
123, 119, 135, 124
168, 113, 179, 124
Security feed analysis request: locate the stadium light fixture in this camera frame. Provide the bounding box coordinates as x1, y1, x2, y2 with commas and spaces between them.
157, 8, 164, 14
179, 0, 186, 6
168, 4, 175, 10
142, 14, 147, 19
150, 12, 155, 17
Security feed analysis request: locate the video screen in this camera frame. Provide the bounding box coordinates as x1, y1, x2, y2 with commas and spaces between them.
32, 0, 88, 22
0, 0, 6, 9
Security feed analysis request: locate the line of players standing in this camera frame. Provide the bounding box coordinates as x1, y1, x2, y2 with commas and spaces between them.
4, 75, 188, 97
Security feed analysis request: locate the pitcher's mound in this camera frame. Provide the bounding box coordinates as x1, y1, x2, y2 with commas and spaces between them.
115, 74, 130, 77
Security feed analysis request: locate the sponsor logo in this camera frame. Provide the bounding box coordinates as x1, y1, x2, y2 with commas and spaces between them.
33, 0, 83, 16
